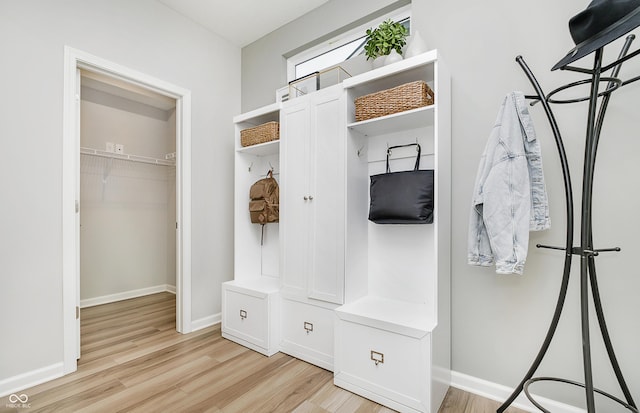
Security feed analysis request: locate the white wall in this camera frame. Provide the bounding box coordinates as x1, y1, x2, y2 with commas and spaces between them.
0, 0, 238, 387
80, 95, 176, 301
241, 0, 640, 408
414, 0, 640, 407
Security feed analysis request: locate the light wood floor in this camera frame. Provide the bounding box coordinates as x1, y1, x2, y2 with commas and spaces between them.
2, 293, 526, 413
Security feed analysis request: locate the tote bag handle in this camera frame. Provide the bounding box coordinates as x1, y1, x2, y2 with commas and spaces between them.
386, 143, 421, 173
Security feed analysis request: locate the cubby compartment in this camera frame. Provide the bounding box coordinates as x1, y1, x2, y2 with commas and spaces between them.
223, 103, 282, 355
334, 50, 451, 413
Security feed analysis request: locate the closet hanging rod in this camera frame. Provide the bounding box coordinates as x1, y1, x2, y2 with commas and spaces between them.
80, 147, 176, 167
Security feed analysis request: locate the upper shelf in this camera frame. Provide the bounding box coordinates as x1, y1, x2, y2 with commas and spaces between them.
344, 50, 439, 136
347, 104, 435, 136
234, 103, 281, 154
236, 140, 280, 156
233, 102, 280, 125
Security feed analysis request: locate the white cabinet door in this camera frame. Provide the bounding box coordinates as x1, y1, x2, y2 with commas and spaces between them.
223, 288, 268, 348
281, 86, 346, 305
307, 88, 345, 304
221, 280, 280, 356
280, 298, 335, 370
335, 318, 431, 412
281, 100, 310, 297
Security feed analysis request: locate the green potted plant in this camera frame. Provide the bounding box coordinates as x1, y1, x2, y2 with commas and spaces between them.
364, 19, 409, 65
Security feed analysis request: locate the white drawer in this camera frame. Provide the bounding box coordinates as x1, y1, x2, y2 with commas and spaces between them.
222, 287, 269, 350
280, 299, 335, 370
335, 319, 431, 412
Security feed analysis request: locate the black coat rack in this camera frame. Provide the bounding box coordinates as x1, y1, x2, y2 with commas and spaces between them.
497, 35, 640, 413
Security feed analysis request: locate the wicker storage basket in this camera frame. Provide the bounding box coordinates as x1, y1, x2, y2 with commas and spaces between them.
355, 80, 435, 122
240, 121, 280, 147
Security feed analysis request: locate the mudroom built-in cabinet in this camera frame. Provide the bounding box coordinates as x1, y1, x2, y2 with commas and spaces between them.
224, 50, 451, 413
280, 85, 348, 305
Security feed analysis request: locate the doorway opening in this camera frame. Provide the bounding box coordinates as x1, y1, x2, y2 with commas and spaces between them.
79, 68, 177, 320
63, 47, 192, 375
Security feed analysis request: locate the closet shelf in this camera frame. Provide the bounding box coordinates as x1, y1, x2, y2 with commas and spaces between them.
80, 147, 176, 166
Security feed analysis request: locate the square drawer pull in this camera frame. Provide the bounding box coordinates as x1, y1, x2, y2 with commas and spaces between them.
240, 309, 247, 320
370, 350, 384, 365
304, 321, 314, 334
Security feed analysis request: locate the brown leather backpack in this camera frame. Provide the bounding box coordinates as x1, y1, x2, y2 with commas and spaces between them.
249, 170, 279, 225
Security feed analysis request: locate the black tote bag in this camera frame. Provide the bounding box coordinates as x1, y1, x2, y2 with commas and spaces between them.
368, 143, 434, 224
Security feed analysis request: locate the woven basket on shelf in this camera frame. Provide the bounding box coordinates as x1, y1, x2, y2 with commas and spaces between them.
355, 80, 435, 122
240, 121, 280, 147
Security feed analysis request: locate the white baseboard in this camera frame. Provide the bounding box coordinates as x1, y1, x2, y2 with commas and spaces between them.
451, 371, 586, 413
0, 362, 64, 398
191, 312, 221, 332
80, 284, 176, 308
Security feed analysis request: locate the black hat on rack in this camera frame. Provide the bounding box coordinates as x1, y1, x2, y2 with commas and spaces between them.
552, 0, 640, 70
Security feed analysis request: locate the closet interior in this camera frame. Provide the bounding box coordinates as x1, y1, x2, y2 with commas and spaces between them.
79, 71, 177, 308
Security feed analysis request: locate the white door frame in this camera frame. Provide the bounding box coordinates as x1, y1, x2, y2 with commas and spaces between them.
62, 46, 192, 374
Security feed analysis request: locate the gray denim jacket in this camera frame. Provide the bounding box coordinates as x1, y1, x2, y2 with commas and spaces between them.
468, 91, 550, 275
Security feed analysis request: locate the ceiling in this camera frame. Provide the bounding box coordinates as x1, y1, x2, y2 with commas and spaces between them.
81, 71, 176, 111
79, 1, 332, 113
157, 0, 331, 48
